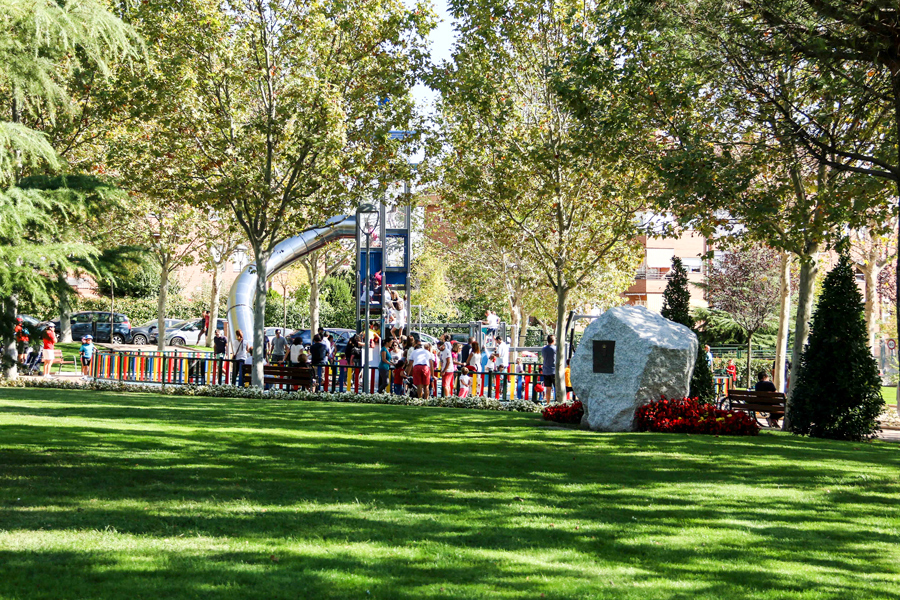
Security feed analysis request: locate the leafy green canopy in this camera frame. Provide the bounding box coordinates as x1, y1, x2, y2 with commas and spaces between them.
788, 251, 885, 441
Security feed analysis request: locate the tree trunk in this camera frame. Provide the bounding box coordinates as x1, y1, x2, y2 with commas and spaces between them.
861, 259, 880, 350
745, 333, 753, 390
774, 252, 792, 392
518, 310, 529, 349
309, 270, 320, 335
784, 246, 819, 428
206, 264, 221, 348
554, 285, 568, 402
3, 296, 19, 380
156, 263, 170, 352
251, 250, 270, 388
892, 70, 900, 417
508, 307, 519, 363
282, 289, 287, 332
57, 272, 73, 343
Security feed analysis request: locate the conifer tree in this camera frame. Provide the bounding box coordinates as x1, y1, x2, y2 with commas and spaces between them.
661, 257, 715, 402
788, 251, 884, 441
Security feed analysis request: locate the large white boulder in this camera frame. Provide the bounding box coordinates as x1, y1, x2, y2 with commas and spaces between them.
571, 305, 698, 432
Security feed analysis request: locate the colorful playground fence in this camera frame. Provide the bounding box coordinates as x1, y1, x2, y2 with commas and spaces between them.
92, 351, 559, 401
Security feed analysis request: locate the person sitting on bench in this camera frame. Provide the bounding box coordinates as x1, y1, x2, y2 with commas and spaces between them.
754, 371, 776, 392
754, 371, 780, 426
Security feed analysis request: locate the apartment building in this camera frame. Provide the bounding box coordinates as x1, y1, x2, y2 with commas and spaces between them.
623, 232, 709, 313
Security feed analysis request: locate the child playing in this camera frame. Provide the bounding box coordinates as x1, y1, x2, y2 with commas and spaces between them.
393, 358, 406, 396
458, 371, 471, 398
79, 335, 94, 380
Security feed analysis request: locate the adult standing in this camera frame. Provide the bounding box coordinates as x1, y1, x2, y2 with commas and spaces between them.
541, 334, 557, 402
41, 323, 57, 378
379, 340, 395, 394
704, 345, 713, 369
466, 341, 482, 396
309, 334, 329, 391
198, 310, 211, 345
348, 333, 363, 391
410, 340, 432, 399
14, 317, 29, 364
271, 329, 288, 363
440, 340, 457, 397
213, 329, 228, 358
232, 329, 250, 387
460, 337, 474, 366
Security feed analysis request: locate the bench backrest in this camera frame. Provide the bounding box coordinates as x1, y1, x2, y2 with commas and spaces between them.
727, 390, 786, 413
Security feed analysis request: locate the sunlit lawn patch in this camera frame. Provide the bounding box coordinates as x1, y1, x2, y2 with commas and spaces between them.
0, 388, 897, 599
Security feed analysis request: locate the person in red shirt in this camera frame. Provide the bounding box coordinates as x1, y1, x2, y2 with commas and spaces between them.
42, 323, 57, 378
725, 359, 737, 388
14, 317, 29, 364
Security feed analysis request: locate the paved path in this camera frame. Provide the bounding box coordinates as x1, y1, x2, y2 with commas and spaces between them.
879, 428, 900, 443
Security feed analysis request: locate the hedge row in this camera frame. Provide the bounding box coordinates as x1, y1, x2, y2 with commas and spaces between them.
0, 378, 543, 413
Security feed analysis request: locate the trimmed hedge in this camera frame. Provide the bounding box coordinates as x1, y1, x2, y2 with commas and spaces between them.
0, 378, 542, 413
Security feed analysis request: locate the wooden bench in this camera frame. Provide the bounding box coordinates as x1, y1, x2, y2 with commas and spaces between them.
42, 349, 77, 375
240, 364, 316, 391
727, 390, 786, 427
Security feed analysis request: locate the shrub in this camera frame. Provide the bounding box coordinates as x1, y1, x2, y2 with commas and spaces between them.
541, 401, 584, 424
788, 252, 884, 441
635, 396, 760, 436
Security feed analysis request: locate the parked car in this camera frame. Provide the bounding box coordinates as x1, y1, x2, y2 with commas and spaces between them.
128, 319, 184, 345
288, 328, 354, 355
410, 331, 440, 347
264, 327, 295, 342
51, 311, 131, 344
164, 318, 226, 347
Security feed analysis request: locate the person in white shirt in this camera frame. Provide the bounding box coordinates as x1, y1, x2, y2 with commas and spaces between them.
495, 336, 510, 370
466, 341, 482, 396
439, 341, 456, 396
289, 338, 304, 364
410, 341, 433, 399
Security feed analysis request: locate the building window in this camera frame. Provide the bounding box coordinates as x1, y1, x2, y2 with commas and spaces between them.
646, 248, 675, 269
682, 257, 702, 274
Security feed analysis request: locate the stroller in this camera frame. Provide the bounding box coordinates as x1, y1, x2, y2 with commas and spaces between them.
21, 347, 42, 375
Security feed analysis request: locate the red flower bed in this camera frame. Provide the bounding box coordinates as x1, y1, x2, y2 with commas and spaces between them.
542, 401, 584, 424
635, 396, 759, 436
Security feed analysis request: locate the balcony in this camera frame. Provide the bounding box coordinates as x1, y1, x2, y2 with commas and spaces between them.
635, 267, 669, 280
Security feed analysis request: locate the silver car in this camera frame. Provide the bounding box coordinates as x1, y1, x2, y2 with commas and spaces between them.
165, 318, 226, 347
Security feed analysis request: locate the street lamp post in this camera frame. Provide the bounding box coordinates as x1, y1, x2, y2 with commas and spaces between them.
358, 203, 379, 393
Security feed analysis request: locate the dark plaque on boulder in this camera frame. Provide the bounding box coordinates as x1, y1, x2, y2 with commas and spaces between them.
593, 340, 615, 373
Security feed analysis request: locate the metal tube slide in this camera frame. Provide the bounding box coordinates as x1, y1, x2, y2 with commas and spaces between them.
226, 214, 357, 350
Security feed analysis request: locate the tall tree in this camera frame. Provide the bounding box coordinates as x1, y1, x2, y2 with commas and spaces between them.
127, 0, 431, 386
432, 0, 647, 394
788, 251, 885, 441
661, 256, 715, 402
563, 0, 896, 422
199, 214, 244, 348
0, 0, 140, 376
705, 246, 782, 388
849, 222, 897, 350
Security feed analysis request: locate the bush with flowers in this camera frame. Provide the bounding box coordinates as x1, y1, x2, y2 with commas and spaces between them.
635, 395, 759, 436
541, 401, 584, 424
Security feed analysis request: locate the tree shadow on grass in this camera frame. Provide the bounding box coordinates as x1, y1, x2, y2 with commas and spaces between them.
0, 389, 899, 599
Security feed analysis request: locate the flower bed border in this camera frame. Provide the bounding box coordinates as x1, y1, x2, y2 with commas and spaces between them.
0, 378, 542, 413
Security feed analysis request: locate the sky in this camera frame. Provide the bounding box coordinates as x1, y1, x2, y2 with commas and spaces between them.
407, 0, 456, 117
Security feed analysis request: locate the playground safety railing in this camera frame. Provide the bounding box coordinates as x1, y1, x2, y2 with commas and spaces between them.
91, 351, 560, 402
92, 351, 239, 386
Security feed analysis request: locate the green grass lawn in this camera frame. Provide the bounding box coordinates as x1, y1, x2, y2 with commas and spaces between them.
0, 389, 898, 599
882, 386, 896, 407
